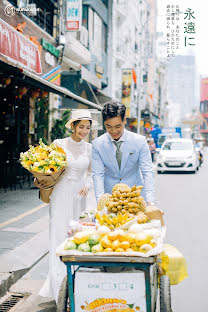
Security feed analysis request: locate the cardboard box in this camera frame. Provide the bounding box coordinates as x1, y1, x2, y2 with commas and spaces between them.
145, 206, 164, 226
74, 271, 147, 312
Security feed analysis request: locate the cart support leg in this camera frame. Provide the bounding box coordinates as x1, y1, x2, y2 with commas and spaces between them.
67, 264, 75, 312
144, 266, 152, 312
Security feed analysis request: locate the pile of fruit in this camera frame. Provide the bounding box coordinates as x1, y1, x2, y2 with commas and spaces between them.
64, 227, 157, 254
97, 184, 146, 215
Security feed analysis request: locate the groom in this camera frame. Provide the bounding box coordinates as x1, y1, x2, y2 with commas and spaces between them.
92, 100, 155, 205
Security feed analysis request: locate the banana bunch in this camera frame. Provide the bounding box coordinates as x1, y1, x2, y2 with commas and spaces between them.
96, 212, 134, 230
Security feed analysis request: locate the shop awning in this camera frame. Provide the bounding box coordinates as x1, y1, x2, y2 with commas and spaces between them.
0, 59, 103, 111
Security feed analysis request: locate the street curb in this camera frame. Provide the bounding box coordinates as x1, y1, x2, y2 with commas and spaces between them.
0, 252, 48, 298
0, 269, 28, 298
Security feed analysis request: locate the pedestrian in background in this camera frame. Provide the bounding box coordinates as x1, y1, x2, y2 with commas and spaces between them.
147, 138, 156, 162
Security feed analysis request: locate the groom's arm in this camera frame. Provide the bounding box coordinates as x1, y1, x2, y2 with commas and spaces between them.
92, 140, 105, 203
138, 138, 155, 204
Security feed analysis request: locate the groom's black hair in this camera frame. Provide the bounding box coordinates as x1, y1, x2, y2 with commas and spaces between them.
102, 100, 126, 122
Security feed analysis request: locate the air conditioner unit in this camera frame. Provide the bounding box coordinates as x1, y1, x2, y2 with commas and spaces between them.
77, 26, 88, 47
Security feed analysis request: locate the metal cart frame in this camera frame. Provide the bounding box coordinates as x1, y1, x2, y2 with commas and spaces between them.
58, 255, 171, 312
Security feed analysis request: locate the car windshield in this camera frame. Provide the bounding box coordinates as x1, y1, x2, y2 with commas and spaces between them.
163, 141, 193, 151
158, 133, 180, 146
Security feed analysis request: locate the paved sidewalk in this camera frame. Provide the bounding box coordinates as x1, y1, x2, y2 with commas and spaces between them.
0, 185, 96, 300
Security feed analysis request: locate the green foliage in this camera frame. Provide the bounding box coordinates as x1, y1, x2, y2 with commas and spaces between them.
50, 109, 71, 141
35, 98, 49, 145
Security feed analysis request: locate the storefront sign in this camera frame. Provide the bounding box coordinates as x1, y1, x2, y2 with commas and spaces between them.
45, 52, 55, 67
0, 18, 42, 74
66, 0, 82, 31
41, 39, 60, 58
121, 69, 132, 118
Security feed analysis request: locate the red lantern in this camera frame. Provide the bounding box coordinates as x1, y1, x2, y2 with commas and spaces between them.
31, 90, 40, 98
41, 91, 49, 98
19, 86, 28, 96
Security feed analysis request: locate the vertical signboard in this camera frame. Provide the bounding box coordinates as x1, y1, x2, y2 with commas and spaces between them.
66, 0, 82, 31
121, 69, 132, 118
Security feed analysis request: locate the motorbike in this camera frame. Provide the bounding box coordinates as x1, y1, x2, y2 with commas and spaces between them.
195, 147, 204, 166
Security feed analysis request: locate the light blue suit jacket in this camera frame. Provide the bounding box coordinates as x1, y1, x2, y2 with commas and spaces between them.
92, 129, 155, 203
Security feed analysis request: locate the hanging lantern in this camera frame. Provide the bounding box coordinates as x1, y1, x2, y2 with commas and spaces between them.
5, 77, 11, 86
31, 90, 40, 98
18, 86, 28, 99
19, 86, 28, 96
41, 90, 49, 98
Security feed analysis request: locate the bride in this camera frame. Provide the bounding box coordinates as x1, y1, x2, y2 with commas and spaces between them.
37, 110, 97, 303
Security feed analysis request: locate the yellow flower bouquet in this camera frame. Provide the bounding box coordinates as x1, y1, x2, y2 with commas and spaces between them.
20, 139, 68, 202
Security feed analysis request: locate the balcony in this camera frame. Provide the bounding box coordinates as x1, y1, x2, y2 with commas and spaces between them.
116, 0, 127, 23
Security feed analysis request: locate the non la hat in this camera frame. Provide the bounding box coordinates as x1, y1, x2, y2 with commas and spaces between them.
65, 109, 98, 129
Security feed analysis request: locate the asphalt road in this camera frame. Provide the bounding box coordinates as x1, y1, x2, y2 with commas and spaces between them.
155, 149, 208, 312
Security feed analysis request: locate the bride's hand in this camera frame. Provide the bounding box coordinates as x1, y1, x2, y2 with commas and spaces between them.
34, 178, 51, 189
79, 187, 89, 197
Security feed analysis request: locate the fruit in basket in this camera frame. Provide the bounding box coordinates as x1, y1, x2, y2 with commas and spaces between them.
137, 211, 149, 224
125, 233, 136, 244
64, 240, 77, 250
100, 236, 112, 248
136, 196, 146, 212
96, 212, 134, 230
97, 193, 112, 211
73, 231, 90, 245
115, 248, 124, 252
135, 233, 151, 246
97, 225, 111, 237
91, 243, 103, 253
107, 231, 118, 241
103, 247, 113, 252
131, 185, 137, 192
126, 248, 134, 252
112, 183, 131, 193
116, 229, 126, 241
111, 239, 121, 250
77, 242, 91, 252
120, 241, 130, 250
88, 232, 100, 246
150, 239, 157, 248
131, 243, 140, 252
139, 244, 153, 253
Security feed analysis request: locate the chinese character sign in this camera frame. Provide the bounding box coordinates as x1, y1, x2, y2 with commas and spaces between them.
66, 0, 82, 31
184, 8, 195, 47
166, 4, 180, 61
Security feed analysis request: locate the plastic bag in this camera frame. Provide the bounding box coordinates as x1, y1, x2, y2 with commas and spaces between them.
68, 220, 95, 237
158, 244, 188, 285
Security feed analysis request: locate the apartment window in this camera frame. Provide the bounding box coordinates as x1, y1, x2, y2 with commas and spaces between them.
9, 0, 55, 36
88, 8, 102, 60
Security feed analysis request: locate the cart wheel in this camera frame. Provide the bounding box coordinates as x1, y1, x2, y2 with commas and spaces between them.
57, 276, 70, 312
160, 275, 172, 312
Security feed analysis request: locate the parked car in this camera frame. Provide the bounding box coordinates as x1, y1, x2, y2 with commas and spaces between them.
156, 138, 199, 174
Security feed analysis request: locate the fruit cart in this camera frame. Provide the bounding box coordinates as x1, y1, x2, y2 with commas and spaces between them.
56, 254, 172, 312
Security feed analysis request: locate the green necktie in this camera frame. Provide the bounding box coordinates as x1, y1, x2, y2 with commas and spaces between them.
113, 141, 123, 169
